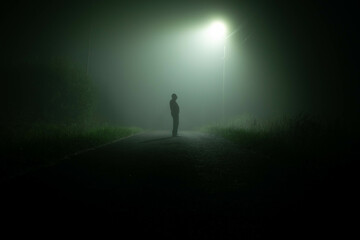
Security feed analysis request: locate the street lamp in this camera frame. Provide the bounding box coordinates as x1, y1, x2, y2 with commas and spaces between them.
206, 20, 228, 120
206, 20, 245, 120
207, 21, 227, 42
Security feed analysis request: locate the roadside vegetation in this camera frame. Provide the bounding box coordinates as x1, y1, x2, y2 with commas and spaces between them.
0, 60, 142, 181
200, 113, 349, 183
0, 124, 141, 180
199, 113, 352, 234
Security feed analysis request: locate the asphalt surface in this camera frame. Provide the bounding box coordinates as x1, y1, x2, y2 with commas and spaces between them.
0, 131, 324, 238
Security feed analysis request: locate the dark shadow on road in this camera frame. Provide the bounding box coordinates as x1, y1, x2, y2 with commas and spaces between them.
140, 137, 174, 143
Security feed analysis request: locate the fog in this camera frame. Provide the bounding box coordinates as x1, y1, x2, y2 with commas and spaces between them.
2, 0, 357, 129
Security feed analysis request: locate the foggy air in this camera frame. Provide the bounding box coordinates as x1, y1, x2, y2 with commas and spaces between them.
1, 0, 357, 238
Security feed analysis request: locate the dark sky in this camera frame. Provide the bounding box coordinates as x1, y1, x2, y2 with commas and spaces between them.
2, 0, 358, 128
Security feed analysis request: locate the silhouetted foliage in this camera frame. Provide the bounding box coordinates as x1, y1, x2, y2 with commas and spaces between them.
0, 123, 141, 180
1, 59, 94, 125
202, 113, 347, 169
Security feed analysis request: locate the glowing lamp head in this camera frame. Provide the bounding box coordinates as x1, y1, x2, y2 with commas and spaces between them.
207, 20, 227, 42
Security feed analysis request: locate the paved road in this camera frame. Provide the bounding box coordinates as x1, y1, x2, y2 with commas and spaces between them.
1, 131, 304, 238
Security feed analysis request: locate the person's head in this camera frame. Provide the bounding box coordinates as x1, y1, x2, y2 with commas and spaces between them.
171, 93, 177, 100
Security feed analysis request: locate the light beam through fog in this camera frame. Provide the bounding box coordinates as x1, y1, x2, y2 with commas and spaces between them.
2, 0, 354, 130
91, 19, 236, 129
84, 0, 350, 130
1, 1, 356, 238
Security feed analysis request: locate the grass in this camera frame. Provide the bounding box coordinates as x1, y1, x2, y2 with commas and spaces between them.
0, 123, 142, 180
199, 113, 354, 235
200, 113, 347, 173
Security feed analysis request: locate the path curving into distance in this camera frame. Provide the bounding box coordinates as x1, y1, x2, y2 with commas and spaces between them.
1, 131, 305, 238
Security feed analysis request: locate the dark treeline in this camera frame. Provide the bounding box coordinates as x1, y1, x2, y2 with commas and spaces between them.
1, 0, 359, 132
0, 60, 142, 180
1, 59, 95, 126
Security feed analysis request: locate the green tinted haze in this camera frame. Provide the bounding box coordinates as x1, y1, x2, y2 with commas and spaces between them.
2, 0, 355, 129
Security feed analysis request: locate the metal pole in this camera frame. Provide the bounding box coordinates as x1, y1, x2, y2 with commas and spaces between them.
87, 23, 92, 75
220, 26, 252, 121
86, 35, 91, 75
87, 1, 94, 76
222, 43, 226, 121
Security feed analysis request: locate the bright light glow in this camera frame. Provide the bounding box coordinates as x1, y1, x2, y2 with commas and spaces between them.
206, 20, 227, 42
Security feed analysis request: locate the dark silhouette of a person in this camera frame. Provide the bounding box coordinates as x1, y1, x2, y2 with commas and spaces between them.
170, 93, 180, 137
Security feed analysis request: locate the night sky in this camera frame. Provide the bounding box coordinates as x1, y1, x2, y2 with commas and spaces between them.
2, 0, 358, 128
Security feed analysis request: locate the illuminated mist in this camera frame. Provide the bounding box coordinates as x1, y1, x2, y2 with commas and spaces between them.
2, 0, 356, 129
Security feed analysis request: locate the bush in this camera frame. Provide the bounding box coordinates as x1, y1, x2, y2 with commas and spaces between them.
201, 113, 346, 168
0, 123, 142, 180
1, 59, 95, 125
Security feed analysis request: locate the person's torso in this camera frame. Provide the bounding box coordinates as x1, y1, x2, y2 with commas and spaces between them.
170, 100, 179, 114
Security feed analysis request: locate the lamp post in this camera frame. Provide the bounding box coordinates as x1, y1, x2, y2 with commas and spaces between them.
207, 21, 228, 120
207, 21, 245, 120
222, 44, 226, 120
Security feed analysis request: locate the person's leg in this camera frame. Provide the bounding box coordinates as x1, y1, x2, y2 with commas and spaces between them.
172, 116, 176, 136
174, 115, 179, 136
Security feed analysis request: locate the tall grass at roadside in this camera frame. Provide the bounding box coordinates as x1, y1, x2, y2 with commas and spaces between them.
201, 113, 345, 169
0, 123, 142, 180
